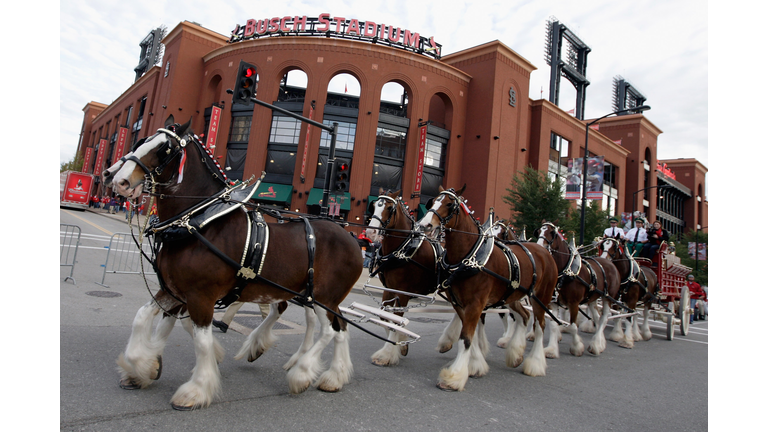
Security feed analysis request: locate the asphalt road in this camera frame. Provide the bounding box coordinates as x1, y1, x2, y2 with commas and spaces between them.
59, 208, 709, 431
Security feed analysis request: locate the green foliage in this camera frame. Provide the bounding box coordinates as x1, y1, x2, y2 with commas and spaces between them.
60, 153, 84, 173
560, 200, 611, 247
503, 165, 571, 239
677, 229, 708, 286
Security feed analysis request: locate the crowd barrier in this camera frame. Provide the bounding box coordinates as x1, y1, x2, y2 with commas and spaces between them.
97, 232, 156, 288
60, 224, 81, 284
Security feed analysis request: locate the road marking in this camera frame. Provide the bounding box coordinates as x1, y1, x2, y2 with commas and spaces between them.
62, 210, 114, 236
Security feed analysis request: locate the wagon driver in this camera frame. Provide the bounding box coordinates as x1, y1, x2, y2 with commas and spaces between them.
603, 217, 625, 240
624, 218, 648, 257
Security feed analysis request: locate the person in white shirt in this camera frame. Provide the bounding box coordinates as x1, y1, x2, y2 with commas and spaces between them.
625, 219, 648, 257
603, 217, 625, 240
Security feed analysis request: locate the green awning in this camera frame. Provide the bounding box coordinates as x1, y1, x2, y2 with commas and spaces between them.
307, 188, 351, 210
253, 182, 293, 203
417, 204, 428, 220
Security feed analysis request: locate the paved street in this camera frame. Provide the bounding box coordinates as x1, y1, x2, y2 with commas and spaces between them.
59, 207, 708, 431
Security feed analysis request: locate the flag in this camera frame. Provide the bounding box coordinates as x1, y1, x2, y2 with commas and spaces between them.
566, 108, 575, 115
589, 124, 600, 131
612, 139, 622, 145
344, 83, 348, 93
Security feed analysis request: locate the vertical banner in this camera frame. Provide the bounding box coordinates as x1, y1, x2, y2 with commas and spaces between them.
300, 104, 315, 178
688, 242, 707, 261
414, 125, 427, 194
82, 147, 94, 173
115, 127, 129, 160
565, 158, 582, 199
585, 155, 605, 200
93, 139, 108, 176
206, 105, 222, 150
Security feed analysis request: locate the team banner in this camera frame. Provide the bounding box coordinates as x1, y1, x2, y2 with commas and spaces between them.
688, 242, 707, 261
206, 105, 222, 150
115, 127, 129, 160
93, 139, 108, 175
300, 104, 314, 178
414, 125, 427, 194
82, 147, 94, 173
565, 156, 605, 200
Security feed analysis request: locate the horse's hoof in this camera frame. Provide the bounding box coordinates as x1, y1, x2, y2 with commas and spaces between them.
317, 385, 342, 393
371, 359, 392, 367
400, 345, 409, 357
171, 403, 196, 411
437, 344, 452, 354
436, 382, 459, 392
119, 378, 142, 390
248, 350, 264, 362
151, 355, 163, 380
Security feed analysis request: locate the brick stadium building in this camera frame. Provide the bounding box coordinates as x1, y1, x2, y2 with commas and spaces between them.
75, 18, 707, 239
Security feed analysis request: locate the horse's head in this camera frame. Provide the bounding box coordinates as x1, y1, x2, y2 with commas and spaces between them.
417, 185, 466, 238
366, 188, 402, 243
599, 237, 623, 261
535, 222, 561, 251
103, 120, 193, 199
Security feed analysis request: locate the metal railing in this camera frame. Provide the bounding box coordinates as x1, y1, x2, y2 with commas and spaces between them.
97, 232, 155, 287
60, 224, 81, 284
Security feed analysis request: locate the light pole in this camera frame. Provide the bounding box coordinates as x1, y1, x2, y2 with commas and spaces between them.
579, 105, 651, 245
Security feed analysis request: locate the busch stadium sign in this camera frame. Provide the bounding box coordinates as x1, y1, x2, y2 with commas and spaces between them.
230, 13, 442, 59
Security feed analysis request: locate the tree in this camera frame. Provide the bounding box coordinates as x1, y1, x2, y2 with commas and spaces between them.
560, 200, 611, 248
503, 165, 571, 239
60, 153, 84, 173
678, 229, 708, 286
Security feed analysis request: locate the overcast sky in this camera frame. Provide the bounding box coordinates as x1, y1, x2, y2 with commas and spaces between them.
59, 0, 709, 181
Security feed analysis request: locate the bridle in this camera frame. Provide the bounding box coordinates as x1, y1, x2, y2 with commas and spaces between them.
369, 195, 399, 233
537, 222, 559, 252
426, 189, 462, 229
121, 128, 188, 179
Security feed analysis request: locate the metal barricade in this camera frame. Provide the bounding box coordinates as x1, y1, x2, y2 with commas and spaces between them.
97, 232, 156, 287
60, 224, 81, 284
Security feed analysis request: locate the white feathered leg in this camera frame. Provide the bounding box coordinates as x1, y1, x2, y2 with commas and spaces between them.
117, 301, 165, 389
170, 324, 221, 410
476, 318, 490, 358
543, 321, 561, 359
579, 302, 598, 333
587, 301, 610, 355
631, 313, 643, 341
497, 313, 514, 348
565, 322, 585, 356
182, 314, 224, 363
618, 317, 635, 349
522, 319, 547, 377
283, 306, 317, 371
286, 310, 335, 394
234, 303, 282, 362
315, 323, 354, 392
437, 314, 461, 353
437, 338, 473, 391
371, 328, 401, 366
609, 316, 625, 342
640, 307, 653, 341
505, 310, 527, 368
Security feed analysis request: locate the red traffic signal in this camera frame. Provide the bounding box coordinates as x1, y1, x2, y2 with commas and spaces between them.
232, 60, 257, 104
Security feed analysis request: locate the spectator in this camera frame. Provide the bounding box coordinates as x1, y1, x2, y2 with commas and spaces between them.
686, 274, 707, 322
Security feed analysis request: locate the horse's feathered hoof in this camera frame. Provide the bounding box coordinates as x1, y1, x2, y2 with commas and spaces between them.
400, 345, 409, 357
119, 379, 142, 390
247, 351, 264, 362
151, 355, 163, 380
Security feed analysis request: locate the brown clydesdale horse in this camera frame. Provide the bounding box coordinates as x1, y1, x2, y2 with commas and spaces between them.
417, 186, 558, 391
364, 190, 444, 365
534, 222, 621, 356
102, 121, 362, 409
598, 237, 659, 348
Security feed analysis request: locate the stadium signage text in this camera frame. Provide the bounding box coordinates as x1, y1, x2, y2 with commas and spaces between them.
230, 13, 442, 59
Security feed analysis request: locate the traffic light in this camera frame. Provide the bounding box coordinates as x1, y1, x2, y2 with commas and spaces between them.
333, 158, 350, 192
232, 60, 257, 104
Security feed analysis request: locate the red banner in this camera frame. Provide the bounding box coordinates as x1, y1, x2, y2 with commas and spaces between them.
82, 147, 94, 173
300, 104, 314, 178
115, 127, 129, 160
93, 139, 108, 175
206, 105, 222, 150
414, 125, 427, 193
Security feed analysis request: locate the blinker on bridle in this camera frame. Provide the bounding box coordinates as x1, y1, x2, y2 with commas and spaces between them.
370, 195, 398, 231
120, 127, 187, 177
426, 189, 461, 227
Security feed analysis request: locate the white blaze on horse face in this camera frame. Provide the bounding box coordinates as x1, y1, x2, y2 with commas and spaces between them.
366, 200, 387, 242
417, 194, 446, 234
110, 133, 168, 199
536, 225, 550, 247
600, 240, 612, 259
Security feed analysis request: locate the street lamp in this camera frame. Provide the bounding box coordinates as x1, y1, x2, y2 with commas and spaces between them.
579, 105, 651, 245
